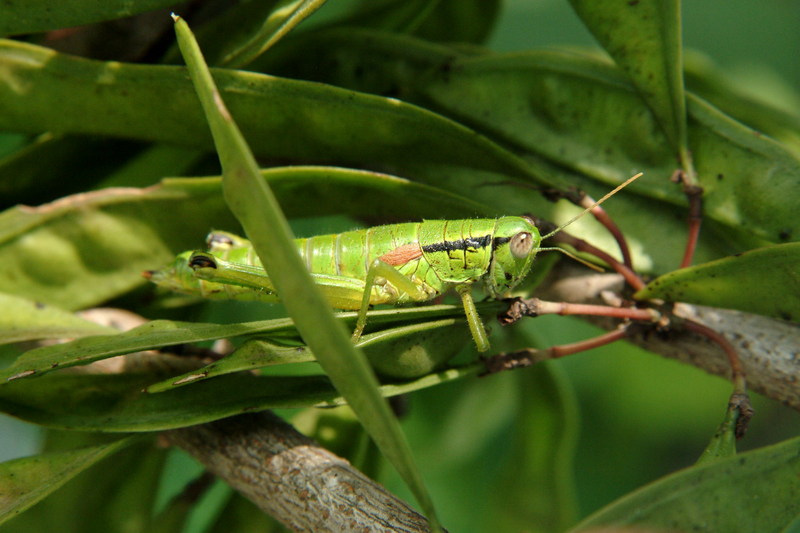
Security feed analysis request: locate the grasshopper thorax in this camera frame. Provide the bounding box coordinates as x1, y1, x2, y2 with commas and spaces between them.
486, 216, 541, 298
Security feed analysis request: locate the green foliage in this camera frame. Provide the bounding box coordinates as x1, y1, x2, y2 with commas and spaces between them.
0, 1, 798, 531
638, 242, 800, 321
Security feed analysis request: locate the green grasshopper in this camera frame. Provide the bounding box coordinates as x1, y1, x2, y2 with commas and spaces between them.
147, 174, 642, 352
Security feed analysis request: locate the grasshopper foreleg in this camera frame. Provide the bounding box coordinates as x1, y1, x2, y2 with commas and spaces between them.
456, 285, 490, 352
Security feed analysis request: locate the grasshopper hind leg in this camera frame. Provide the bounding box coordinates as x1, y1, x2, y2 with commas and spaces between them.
351, 259, 432, 343
352, 261, 491, 353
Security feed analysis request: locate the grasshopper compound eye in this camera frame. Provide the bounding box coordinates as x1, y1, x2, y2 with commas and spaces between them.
189, 253, 218, 270
510, 232, 534, 259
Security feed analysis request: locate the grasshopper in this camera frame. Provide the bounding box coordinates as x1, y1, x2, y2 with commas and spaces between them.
146, 174, 642, 352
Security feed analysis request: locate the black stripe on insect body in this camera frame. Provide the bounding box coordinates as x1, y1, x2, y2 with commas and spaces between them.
421, 234, 493, 254
491, 236, 511, 251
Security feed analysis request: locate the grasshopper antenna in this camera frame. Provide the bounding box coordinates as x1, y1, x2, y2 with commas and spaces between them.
540, 172, 643, 241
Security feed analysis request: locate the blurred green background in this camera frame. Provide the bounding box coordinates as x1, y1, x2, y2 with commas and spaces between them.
1, 1, 799, 532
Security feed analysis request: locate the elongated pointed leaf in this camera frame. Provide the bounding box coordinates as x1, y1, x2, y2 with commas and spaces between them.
569, 0, 687, 154
146, 318, 469, 392
684, 51, 800, 151
284, 30, 800, 245
223, 0, 328, 68
0, 39, 538, 191
0, 0, 177, 36
172, 16, 441, 527
0, 437, 135, 525
336, 0, 501, 43
0, 304, 482, 382
258, 28, 800, 267
490, 365, 579, 533
1, 318, 293, 382
573, 436, 800, 532
636, 242, 800, 321
0, 293, 113, 345
1, 436, 166, 533
410, 0, 501, 43
0, 366, 479, 432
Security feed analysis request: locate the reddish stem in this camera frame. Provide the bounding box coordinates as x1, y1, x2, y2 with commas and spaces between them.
681, 202, 702, 268
551, 232, 646, 291
683, 319, 752, 438
682, 320, 745, 390
537, 299, 656, 321
579, 196, 634, 270
672, 171, 704, 269
498, 297, 659, 327
483, 328, 629, 374
546, 328, 628, 358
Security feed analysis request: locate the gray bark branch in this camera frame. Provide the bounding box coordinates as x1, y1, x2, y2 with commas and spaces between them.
165, 412, 433, 533
533, 264, 800, 409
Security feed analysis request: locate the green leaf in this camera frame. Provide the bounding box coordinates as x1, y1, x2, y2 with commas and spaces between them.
0, 0, 177, 36
0, 304, 488, 382
222, 0, 328, 68
1, 435, 166, 533
378, 33, 798, 244
334, 0, 501, 43
0, 437, 135, 525
0, 318, 294, 381
259, 28, 800, 266
0, 39, 537, 191
0, 293, 114, 345
569, 0, 688, 157
573, 436, 800, 532
636, 242, 800, 321
146, 318, 470, 392
0, 135, 145, 208
0, 366, 478, 432
172, 15, 441, 527
0, 167, 486, 310
696, 404, 739, 466
411, 0, 501, 43
684, 51, 800, 152
489, 365, 579, 533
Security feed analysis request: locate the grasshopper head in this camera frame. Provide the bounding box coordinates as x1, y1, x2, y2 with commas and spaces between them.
143, 251, 195, 293
486, 216, 541, 298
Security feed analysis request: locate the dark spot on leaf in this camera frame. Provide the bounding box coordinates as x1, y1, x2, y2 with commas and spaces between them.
628, 0, 640, 5
35, 301, 46, 309
779, 229, 791, 241
717, 173, 724, 181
